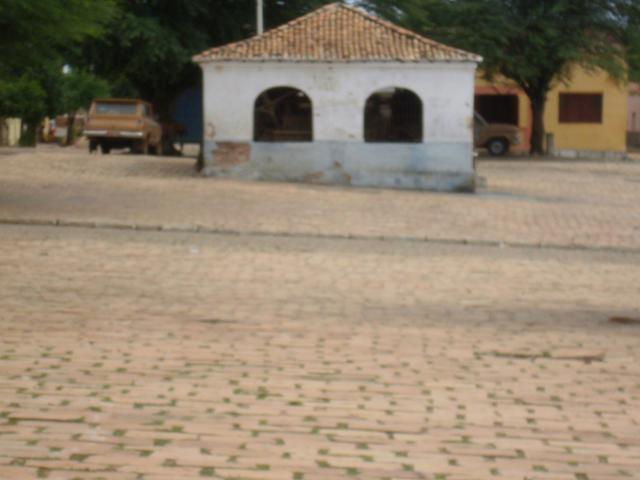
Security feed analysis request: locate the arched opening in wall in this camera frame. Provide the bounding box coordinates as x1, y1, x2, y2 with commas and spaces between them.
364, 87, 422, 143
254, 87, 312, 142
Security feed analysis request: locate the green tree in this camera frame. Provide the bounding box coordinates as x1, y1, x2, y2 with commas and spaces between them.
0, 0, 117, 144
60, 70, 110, 145
0, 76, 46, 145
77, 0, 332, 118
362, 0, 637, 154
0, 0, 117, 75
0, 77, 46, 120
622, 2, 640, 83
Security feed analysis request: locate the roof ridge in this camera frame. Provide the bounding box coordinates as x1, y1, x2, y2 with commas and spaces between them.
195, 2, 341, 60
336, 3, 476, 58
193, 2, 481, 63
258, 2, 342, 38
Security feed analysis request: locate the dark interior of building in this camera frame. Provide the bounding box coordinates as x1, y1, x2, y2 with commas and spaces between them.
364, 88, 423, 143
474, 94, 519, 125
254, 87, 313, 142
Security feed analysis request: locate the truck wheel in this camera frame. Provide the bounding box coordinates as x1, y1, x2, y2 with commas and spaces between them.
101, 143, 111, 154
89, 139, 97, 153
487, 138, 509, 156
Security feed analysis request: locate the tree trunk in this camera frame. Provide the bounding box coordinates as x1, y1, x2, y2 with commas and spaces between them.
0, 117, 6, 146
66, 111, 76, 146
529, 94, 546, 155
19, 121, 38, 147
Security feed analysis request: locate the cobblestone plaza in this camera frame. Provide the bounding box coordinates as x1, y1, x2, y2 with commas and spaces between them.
1, 148, 639, 479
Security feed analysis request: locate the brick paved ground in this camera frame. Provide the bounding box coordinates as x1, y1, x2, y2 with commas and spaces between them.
1, 147, 639, 250
1, 148, 639, 479
1, 225, 639, 480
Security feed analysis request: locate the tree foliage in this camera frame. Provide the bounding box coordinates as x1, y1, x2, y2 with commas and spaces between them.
622, 1, 640, 82
77, 0, 332, 116
361, 0, 639, 154
0, 76, 47, 146
61, 70, 110, 116
0, 0, 117, 77
0, 76, 46, 122
0, 0, 116, 143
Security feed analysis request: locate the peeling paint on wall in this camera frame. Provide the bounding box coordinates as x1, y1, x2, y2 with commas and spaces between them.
205, 122, 216, 140
214, 142, 251, 167
202, 141, 475, 192
303, 171, 325, 183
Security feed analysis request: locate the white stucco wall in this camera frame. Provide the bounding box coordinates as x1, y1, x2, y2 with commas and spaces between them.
199, 61, 478, 191
203, 62, 475, 143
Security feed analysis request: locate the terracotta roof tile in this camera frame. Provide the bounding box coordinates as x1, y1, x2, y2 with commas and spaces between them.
194, 2, 481, 63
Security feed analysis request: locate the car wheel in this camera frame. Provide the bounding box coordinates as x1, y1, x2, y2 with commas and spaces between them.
486, 138, 509, 156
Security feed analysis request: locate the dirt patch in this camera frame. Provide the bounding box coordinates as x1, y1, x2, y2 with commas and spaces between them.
609, 316, 640, 325
488, 351, 604, 364
198, 319, 236, 325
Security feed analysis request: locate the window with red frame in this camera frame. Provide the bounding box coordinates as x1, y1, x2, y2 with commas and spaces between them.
559, 93, 603, 123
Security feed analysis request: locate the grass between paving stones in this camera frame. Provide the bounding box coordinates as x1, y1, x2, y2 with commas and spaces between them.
69, 453, 90, 462
200, 466, 215, 476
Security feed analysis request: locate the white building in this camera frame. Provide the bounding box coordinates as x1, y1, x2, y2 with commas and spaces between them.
194, 2, 481, 191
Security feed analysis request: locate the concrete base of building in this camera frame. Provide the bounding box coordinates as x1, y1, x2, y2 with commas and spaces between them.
202, 140, 476, 192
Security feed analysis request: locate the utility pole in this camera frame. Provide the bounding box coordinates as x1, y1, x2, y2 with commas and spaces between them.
257, 0, 264, 35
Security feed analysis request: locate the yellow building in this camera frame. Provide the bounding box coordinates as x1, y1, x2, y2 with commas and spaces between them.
475, 66, 627, 157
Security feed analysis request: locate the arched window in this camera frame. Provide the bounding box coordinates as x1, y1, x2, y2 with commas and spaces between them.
364, 87, 423, 143
254, 87, 312, 142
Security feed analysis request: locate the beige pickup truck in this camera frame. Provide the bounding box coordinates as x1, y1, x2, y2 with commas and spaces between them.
84, 99, 162, 154
474, 112, 521, 156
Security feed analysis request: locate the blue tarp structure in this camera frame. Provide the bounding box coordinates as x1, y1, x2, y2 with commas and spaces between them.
169, 85, 203, 143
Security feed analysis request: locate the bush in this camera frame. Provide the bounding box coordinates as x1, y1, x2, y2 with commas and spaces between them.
0, 76, 47, 122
